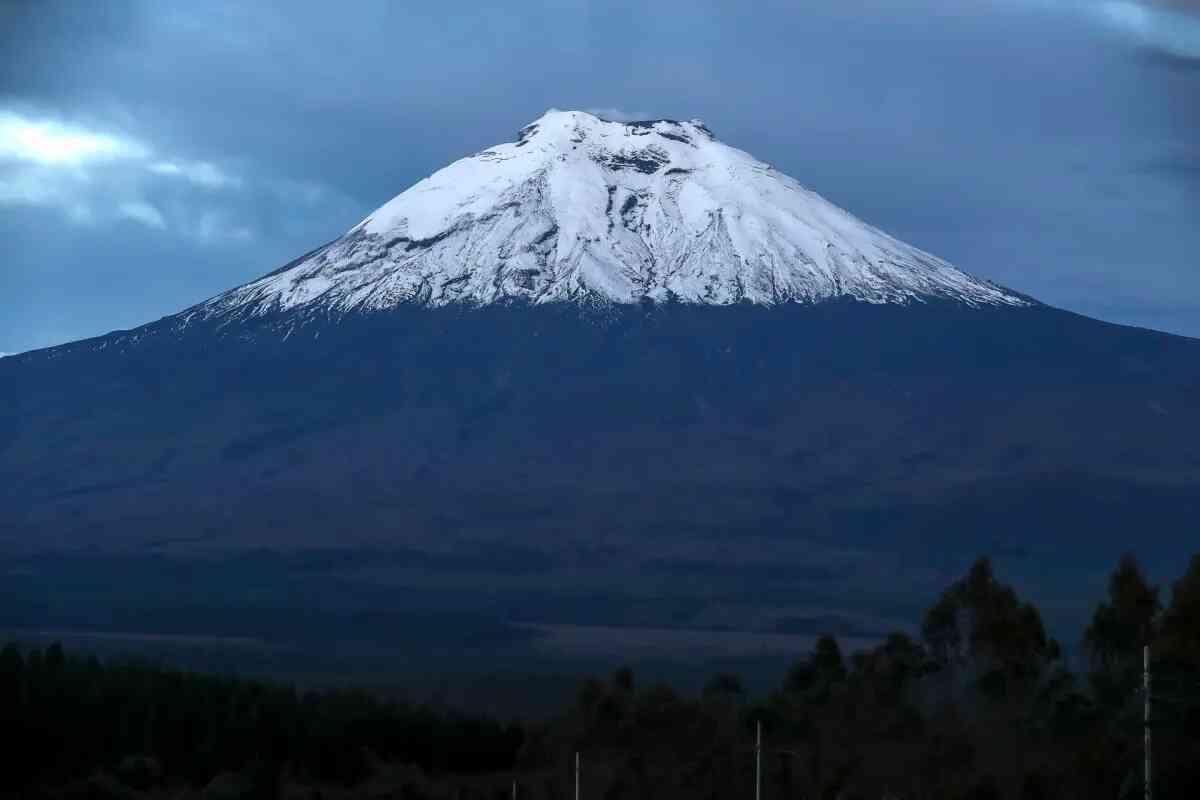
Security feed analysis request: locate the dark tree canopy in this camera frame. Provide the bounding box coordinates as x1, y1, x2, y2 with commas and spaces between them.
1084, 552, 1160, 670
5, 552, 1200, 799
1160, 554, 1200, 664
702, 673, 745, 700
921, 557, 1054, 676
786, 633, 848, 694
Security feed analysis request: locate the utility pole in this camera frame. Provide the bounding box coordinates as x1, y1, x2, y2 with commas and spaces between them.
755, 720, 762, 800
512, 778, 517, 800
1144, 644, 1152, 800
575, 751, 580, 800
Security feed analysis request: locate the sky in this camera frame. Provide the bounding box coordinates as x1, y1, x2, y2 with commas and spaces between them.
1, 0, 1198, 354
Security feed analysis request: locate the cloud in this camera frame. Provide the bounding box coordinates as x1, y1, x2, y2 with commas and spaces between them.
1034, 0, 1200, 60
0, 112, 245, 195
0, 163, 73, 207
0, 111, 147, 165
1096, 1, 1200, 58
1149, 0, 1200, 10
0, 108, 249, 239
148, 159, 241, 189
0, 111, 242, 190
118, 201, 167, 230
191, 210, 253, 244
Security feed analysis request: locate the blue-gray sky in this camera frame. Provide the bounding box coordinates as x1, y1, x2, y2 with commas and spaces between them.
2, 0, 1198, 354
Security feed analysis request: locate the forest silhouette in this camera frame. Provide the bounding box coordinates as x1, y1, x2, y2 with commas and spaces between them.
4, 553, 1200, 799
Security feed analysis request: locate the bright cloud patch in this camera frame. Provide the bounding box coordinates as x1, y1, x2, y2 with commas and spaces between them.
0, 109, 246, 239
149, 160, 241, 189
0, 112, 147, 166
0, 166, 70, 207
192, 210, 254, 244
118, 202, 167, 230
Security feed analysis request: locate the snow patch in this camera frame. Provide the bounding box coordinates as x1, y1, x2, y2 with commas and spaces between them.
198, 109, 1031, 321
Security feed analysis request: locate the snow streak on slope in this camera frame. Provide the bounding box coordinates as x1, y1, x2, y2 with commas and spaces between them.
199, 110, 1028, 320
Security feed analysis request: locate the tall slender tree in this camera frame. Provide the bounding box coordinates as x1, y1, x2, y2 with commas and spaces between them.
921, 557, 1054, 677
1083, 553, 1160, 671
1159, 553, 1200, 664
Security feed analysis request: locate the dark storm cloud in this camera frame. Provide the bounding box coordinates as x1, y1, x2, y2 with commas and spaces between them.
1118, 1, 1200, 205
1141, 50, 1200, 70
1143, 155, 1200, 179
1099, 0, 1200, 60
1151, 0, 1200, 10
1, 0, 1198, 354
0, 1, 144, 104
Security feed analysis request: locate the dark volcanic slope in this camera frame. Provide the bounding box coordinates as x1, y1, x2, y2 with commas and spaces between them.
2, 300, 1198, 578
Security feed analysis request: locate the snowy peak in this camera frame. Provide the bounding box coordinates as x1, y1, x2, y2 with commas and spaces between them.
200, 109, 1029, 320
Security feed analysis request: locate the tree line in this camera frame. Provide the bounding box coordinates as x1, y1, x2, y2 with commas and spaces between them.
3, 552, 1200, 799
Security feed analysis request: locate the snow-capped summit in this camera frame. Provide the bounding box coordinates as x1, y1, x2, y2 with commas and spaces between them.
199, 109, 1027, 320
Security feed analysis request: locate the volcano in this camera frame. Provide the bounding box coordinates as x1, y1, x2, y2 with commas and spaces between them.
2, 111, 1198, 640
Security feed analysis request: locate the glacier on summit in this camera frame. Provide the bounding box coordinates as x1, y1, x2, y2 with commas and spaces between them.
198, 110, 1028, 320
